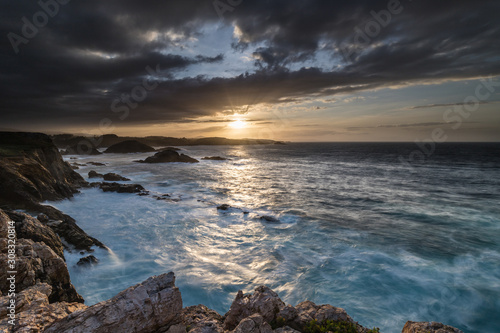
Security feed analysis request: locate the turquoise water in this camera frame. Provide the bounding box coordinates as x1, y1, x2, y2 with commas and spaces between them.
51, 143, 500, 333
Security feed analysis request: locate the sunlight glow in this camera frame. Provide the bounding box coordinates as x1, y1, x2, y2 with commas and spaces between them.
229, 120, 247, 129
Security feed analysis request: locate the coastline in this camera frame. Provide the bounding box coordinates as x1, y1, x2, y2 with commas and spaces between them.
0, 132, 464, 333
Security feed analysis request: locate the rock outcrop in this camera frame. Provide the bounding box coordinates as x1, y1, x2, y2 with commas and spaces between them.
0, 283, 87, 332
402, 321, 464, 333
44, 272, 182, 333
62, 144, 102, 155
104, 140, 155, 154
137, 149, 199, 164
0, 132, 87, 211
88, 171, 130, 181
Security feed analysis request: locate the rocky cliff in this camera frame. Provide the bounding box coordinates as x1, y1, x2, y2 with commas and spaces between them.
0, 132, 104, 251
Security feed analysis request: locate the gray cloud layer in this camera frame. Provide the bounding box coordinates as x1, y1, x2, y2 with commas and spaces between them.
1, 0, 499, 128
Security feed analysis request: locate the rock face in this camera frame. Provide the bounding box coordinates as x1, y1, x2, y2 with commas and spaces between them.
137, 149, 199, 164
402, 321, 464, 333
5, 210, 65, 258
0, 283, 87, 332
77, 255, 99, 266
88, 170, 104, 178
45, 272, 182, 333
104, 140, 155, 154
0, 132, 87, 211
165, 305, 224, 333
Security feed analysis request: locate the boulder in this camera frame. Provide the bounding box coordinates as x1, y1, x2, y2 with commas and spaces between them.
217, 204, 231, 211
224, 286, 286, 331
232, 314, 273, 333
77, 255, 99, 266
137, 149, 199, 164
0, 283, 87, 332
44, 272, 183, 333
167, 305, 224, 333
402, 321, 464, 333
104, 140, 155, 154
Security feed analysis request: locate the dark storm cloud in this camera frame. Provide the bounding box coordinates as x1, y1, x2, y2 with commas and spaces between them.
0, 0, 500, 128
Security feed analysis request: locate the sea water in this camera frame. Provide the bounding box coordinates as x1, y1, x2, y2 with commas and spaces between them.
49, 143, 500, 333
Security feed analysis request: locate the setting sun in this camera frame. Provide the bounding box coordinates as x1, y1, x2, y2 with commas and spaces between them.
229, 119, 247, 129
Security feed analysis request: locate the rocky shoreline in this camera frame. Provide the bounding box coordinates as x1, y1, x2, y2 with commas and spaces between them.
0, 132, 464, 333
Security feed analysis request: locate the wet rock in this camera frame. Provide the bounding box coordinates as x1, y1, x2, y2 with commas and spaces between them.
402, 321, 464, 333
44, 272, 182, 333
260, 216, 280, 223
104, 140, 155, 154
0, 238, 83, 303
103, 173, 130, 181
202, 156, 229, 161
137, 149, 199, 164
88, 162, 106, 166
77, 255, 99, 266
98, 182, 146, 194
217, 204, 231, 211
0, 283, 87, 332
88, 170, 104, 178
224, 286, 286, 331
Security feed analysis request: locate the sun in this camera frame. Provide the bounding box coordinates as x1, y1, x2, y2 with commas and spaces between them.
229, 119, 247, 129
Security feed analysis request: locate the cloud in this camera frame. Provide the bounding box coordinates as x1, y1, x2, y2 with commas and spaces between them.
0, 0, 499, 130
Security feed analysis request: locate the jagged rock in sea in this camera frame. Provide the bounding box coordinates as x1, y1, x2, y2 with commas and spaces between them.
104, 140, 156, 154
88, 170, 130, 181
44, 272, 182, 333
76, 255, 99, 266
92, 182, 147, 194
136, 149, 199, 164
0, 283, 87, 332
217, 204, 232, 210
402, 321, 464, 333
88, 170, 104, 178
202, 156, 229, 161
260, 215, 280, 223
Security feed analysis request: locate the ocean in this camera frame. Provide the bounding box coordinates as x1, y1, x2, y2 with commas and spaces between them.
49, 143, 500, 333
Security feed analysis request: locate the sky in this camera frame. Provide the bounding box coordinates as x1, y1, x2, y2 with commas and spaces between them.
0, 0, 499, 141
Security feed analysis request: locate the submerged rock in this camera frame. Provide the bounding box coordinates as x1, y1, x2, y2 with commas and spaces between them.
402, 321, 464, 333
137, 149, 199, 164
44, 272, 182, 333
217, 204, 232, 210
260, 216, 280, 223
96, 182, 146, 194
77, 255, 99, 266
104, 140, 155, 154
88, 162, 106, 166
202, 156, 229, 161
